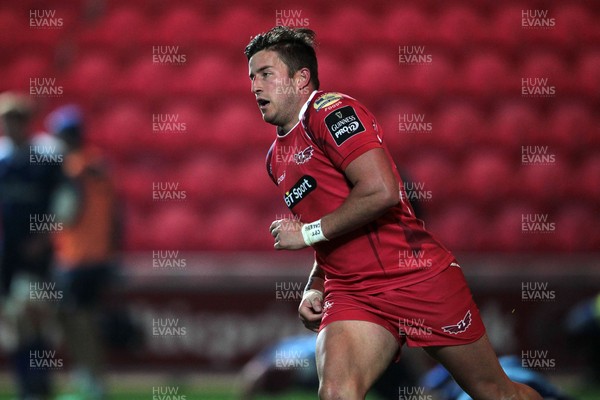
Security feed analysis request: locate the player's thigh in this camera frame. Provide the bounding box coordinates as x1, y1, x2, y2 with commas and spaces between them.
316, 319, 399, 393
423, 334, 514, 396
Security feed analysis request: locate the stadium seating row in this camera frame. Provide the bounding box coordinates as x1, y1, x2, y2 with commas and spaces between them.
0, 0, 597, 252
2, 3, 597, 51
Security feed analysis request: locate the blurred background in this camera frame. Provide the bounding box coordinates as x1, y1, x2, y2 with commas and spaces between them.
0, 0, 598, 399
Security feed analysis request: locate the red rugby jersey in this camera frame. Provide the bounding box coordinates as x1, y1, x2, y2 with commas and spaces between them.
266, 91, 454, 294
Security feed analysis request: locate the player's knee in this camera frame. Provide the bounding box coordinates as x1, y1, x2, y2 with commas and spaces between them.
318, 378, 365, 400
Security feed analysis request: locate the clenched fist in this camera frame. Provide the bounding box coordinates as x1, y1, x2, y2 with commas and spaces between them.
269, 219, 307, 250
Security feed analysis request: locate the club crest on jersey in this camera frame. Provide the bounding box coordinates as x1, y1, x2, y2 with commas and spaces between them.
325, 106, 366, 146
294, 146, 314, 165
313, 92, 343, 112
442, 310, 472, 335
284, 175, 317, 209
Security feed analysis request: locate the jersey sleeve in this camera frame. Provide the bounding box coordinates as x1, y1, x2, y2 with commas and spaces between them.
304, 94, 384, 171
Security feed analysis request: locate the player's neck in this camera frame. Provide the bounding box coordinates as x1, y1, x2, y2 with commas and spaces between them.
279, 90, 316, 134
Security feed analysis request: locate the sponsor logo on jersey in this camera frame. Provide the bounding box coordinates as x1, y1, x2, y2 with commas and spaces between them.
441, 310, 472, 335
313, 92, 343, 112
325, 106, 366, 146
284, 175, 317, 209
277, 171, 286, 185
293, 146, 314, 165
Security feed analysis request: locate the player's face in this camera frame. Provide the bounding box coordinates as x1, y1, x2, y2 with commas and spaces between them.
249, 50, 303, 132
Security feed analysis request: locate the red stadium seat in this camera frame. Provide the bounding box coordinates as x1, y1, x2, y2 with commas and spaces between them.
426, 203, 488, 251
116, 164, 160, 213
146, 101, 202, 159
78, 6, 148, 59
175, 54, 228, 97
211, 101, 273, 154
491, 6, 523, 49
381, 6, 430, 45
461, 151, 514, 209
406, 54, 455, 100
489, 101, 542, 152
209, 7, 271, 49
224, 60, 254, 96
317, 6, 377, 46
64, 52, 118, 99
2, 54, 53, 92
490, 203, 537, 252
575, 51, 600, 99
436, 6, 485, 49
519, 163, 569, 209
378, 102, 429, 159
433, 102, 485, 158
553, 204, 597, 251
178, 155, 230, 208
231, 154, 279, 207
0, 6, 73, 53
461, 52, 514, 99
546, 4, 593, 49
93, 103, 150, 159
315, 52, 346, 92
148, 204, 204, 250
519, 52, 569, 95
0, 8, 23, 53
122, 207, 152, 250
546, 101, 595, 159
112, 57, 171, 100
351, 52, 400, 100
204, 202, 264, 250
155, 6, 205, 47
576, 155, 600, 204
407, 152, 458, 205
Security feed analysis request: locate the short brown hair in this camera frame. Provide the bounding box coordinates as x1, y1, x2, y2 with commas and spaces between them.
245, 26, 319, 89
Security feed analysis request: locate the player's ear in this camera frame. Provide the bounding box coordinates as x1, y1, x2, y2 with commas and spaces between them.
296, 68, 311, 90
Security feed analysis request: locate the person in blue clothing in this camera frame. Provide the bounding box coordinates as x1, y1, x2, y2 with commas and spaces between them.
240, 336, 572, 400
421, 355, 573, 400
0, 92, 64, 400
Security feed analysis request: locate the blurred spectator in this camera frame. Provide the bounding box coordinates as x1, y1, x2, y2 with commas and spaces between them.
46, 104, 119, 400
565, 293, 600, 384
0, 92, 64, 400
421, 355, 573, 400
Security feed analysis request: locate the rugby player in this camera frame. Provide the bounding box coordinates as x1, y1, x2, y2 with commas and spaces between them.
245, 27, 542, 400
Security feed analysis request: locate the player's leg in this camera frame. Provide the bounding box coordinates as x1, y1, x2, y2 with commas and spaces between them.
316, 320, 399, 400
424, 334, 542, 400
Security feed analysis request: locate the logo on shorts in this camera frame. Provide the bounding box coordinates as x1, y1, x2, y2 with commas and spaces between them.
325, 106, 365, 146
442, 310, 472, 334
284, 175, 317, 209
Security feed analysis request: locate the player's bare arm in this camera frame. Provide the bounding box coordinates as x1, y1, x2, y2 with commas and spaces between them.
298, 261, 325, 332
271, 147, 399, 250
320, 148, 399, 239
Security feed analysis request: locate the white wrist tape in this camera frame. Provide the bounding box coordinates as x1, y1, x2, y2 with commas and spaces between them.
302, 289, 323, 303
301, 219, 328, 246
